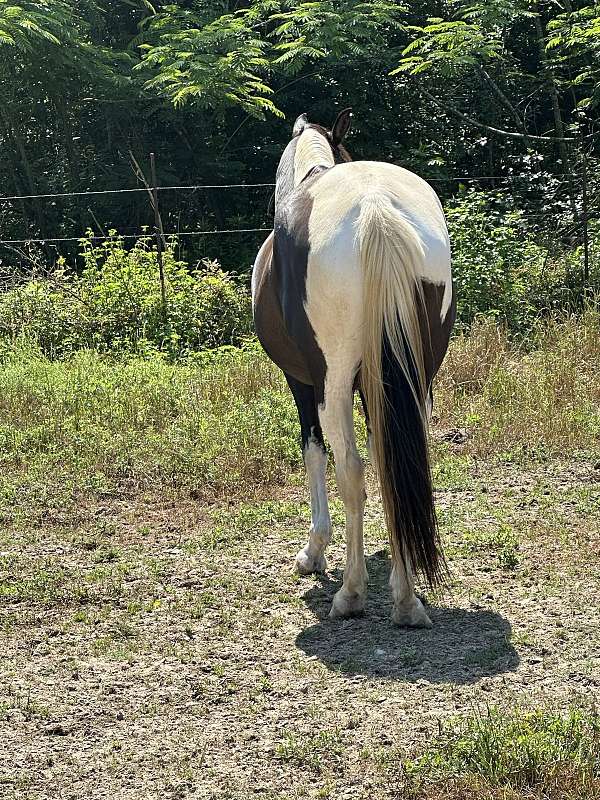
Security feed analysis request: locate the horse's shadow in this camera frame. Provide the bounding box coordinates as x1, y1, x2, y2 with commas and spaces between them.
295, 550, 519, 685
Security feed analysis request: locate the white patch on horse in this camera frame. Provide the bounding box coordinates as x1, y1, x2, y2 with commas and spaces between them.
293, 129, 335, 187
319, 377, 367, 618
389, 560, 433, 628
303, 205, 367, 616
306, 160, 452, 322
294, 430, 331, 575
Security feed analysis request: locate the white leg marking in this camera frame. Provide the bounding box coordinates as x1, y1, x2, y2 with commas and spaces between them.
390, 557, 432, 628
319, 381, 368, 619
295, 432, 331, 575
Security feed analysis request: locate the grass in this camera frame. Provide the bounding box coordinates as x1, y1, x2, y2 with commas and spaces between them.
0, 309, 598, 518
435, 309, 600, 457
276, 729, 344, 773
459, 524, 520, 569
403, 707, 600, 799
0, 339, 299, 502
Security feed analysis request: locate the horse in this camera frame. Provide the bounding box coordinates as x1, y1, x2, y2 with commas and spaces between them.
252, 109, 455, 627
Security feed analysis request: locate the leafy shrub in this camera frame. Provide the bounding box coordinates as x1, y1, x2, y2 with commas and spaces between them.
0, 233, 252, 358
446, 191, 545, 328
445, 190, 600, 331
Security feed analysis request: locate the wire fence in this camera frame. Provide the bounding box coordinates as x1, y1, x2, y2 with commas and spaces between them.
0, 228, 273, 246
0, 172, 581, 204
0, 170, 596, 252
0, 183, 277, 202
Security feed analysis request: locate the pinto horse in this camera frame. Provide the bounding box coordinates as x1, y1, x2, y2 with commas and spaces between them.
252, 109, 455, 626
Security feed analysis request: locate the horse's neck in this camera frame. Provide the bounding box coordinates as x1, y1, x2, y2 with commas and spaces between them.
275, 130, 335, 210
294, 130, 335, 187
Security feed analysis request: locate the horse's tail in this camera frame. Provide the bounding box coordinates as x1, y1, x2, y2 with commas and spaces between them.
357, 194, 444, 587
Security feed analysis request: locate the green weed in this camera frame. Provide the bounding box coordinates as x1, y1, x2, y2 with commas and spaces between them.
276, 729, 343, 773
403, 707, 600, 798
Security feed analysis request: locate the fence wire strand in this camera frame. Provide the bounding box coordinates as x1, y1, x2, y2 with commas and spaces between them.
0, 171, 594, 248
0, 227, 273, 246
0, 172, 583, 204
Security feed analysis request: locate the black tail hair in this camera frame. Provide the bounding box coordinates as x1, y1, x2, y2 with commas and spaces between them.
380, 328, 445, 587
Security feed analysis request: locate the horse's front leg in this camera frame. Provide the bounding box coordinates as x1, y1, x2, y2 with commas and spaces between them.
285, 374, 332, 575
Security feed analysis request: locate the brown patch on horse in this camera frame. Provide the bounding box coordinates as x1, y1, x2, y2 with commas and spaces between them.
418, 280, 457, 387
254, 178, 328, 402
254, 234, 312, 384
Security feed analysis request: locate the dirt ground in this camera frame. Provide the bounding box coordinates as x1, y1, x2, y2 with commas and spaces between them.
1, 456, 599, 799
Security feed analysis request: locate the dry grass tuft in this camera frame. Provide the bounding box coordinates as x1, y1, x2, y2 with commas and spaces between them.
434, 308, 600, 456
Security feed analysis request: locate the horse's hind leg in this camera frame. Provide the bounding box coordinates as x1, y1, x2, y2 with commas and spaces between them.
286, 374, 331, 575
319, 378, 368, 618
390, 557, 432, 628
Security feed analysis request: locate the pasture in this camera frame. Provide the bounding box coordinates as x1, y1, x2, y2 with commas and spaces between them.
2, 2, 600, 797
1, 313, 599, 799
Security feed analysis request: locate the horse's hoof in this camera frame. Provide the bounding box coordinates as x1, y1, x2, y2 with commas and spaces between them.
329, 588, 366, 619
392, 597, 433, 628
294, 548, 327, 575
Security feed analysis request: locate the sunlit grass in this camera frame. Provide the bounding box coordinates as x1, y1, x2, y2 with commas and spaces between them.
402, 707, 600, 799
0, 309, 598, 511
435, 307, 600, 457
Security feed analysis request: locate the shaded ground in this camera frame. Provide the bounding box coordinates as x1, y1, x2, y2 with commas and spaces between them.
1, 457, 599, 799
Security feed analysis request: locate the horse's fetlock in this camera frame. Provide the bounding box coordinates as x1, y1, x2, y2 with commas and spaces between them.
310, 520, 331, 547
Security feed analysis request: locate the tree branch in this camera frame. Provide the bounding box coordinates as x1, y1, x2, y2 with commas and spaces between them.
419, 86, 593, 142
479, 67, 528, 135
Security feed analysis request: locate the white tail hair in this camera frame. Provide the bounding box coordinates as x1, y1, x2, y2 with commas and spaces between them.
357, 193, 444, 586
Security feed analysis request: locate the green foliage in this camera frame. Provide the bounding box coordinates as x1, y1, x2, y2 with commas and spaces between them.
393, 1, 529, 76
137, 1, 405, 114
404, 707, 600, 791
394, 0, 599, 161
0, 341, 298, 496
0, 234, 251, 357
547, 6, 600, 110
394, 19, 502, 77
268, 1, 405, 75
444, 190, 597, 329
137, 4, 282, 116
0, 1, 130, 80
0, 0, 597, 262
0, 0, 72, 50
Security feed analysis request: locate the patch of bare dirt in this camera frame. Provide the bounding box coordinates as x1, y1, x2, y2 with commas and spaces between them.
1, 460, 599, 799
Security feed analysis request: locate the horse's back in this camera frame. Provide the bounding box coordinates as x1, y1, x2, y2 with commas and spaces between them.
253, 160, 455, 392
307, 161, 450, 287
304, 161, 454, 385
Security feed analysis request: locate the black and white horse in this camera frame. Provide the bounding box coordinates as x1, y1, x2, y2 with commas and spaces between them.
252, 109, 455, 626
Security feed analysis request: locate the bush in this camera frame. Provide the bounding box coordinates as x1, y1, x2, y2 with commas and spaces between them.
0, 233, 252, 358
445, 190, 600, 331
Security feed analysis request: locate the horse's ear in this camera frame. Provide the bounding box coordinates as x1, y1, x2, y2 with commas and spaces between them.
331, 107, 353, 145
293, 113, 308, 137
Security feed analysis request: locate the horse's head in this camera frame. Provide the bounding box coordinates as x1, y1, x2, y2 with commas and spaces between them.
292, 108, 353, 162
275, 108, 353, 206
